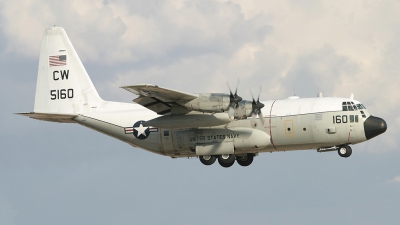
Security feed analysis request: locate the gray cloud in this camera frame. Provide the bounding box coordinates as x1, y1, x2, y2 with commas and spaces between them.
283, 45, 360, 97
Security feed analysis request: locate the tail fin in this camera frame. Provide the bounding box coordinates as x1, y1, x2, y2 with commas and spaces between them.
34, 27, 102, 114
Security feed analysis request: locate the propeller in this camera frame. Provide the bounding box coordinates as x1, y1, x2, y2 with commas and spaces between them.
250, 86, 265, 125
227, 80, 242, 117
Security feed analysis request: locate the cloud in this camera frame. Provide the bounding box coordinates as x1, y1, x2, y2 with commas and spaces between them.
389, 176, 400, 183
0, 0, 272, 64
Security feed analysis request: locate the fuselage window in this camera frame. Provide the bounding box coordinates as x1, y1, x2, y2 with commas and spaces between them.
350, 115, 354, 123
164, 130, 169, 136
355, 115, 359, 122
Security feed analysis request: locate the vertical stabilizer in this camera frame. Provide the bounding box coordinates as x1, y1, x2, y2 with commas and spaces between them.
34, 27, 103, 114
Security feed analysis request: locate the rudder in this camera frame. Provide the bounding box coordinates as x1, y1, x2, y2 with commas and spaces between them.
34, 27, 103, 114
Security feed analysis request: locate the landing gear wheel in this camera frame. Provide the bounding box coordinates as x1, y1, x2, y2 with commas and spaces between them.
218, 154, 235, 168
338, 146, 352, 158
199, 155, 216, 165
236, 154, 254, 167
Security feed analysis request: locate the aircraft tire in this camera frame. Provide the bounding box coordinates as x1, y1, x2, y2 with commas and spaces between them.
236, 154, 254, 166
199, 155, 216, 165
218, 154, 235, 168
338, 146, 352, 158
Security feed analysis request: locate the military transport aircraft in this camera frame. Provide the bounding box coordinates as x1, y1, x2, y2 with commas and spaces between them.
17, 27, 387, 167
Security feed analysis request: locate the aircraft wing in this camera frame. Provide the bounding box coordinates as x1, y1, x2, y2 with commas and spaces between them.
121, 84, 198, 115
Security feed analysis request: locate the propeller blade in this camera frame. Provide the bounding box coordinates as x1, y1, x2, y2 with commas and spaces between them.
251, 113, 257, 125
249, 88, 255, 102
234, 78, 240, 96
228, 79, 242, 112
227, 81, 233, 97
259, 110, 265, 125
228, 106, 235, 117
250, 85, 265, 123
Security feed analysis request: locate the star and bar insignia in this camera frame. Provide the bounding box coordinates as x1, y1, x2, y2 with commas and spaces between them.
124, 120, 158, 140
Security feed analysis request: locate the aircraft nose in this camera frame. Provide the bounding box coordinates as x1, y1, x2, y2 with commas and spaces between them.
364, 116, 387, 140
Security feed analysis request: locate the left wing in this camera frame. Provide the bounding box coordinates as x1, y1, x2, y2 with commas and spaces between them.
121, 84, 198, 115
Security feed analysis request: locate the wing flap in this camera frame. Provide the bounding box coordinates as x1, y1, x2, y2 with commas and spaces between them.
122, 84, 197, 114
133, 97, 172, 115
121, 84, 197, 102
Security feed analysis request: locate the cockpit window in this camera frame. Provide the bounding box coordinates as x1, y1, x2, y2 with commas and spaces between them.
348, 105, 354, 111
343, 102, 367, 111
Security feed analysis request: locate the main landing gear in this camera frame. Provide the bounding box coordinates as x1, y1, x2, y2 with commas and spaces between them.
199, 155, 216, 165
338, 145, 352, 158
199, 154, 255, 167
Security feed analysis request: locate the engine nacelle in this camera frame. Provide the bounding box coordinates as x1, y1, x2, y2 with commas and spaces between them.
181, 94, 254, 119
231, 100, 253, 119
182, 93, 230, 113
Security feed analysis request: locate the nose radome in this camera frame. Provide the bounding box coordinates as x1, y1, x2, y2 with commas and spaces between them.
364, 116, 387, 140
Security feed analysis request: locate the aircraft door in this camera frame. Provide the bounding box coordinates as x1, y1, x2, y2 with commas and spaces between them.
348, 115, 358, 143
160, 128, 175, 152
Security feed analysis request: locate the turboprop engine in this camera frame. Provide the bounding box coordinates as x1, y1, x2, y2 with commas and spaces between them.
181, 94, 253, 117
181, 93, 231, 113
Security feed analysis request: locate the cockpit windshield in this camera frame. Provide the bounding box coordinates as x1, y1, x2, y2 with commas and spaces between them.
342, 102, 366, 111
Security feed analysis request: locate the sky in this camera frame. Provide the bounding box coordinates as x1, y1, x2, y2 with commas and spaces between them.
1, 0, 399, 224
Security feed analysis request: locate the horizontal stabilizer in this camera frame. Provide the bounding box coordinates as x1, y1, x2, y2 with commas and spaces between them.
16, 112, 77, 123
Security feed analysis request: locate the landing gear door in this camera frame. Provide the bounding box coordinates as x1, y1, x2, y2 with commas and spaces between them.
160, 129, 175, 152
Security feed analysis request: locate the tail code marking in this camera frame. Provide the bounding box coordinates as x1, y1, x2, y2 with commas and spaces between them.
53, 70, 69, 80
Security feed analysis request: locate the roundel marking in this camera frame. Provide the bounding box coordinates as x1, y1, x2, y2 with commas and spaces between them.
132, 120, 150, 140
